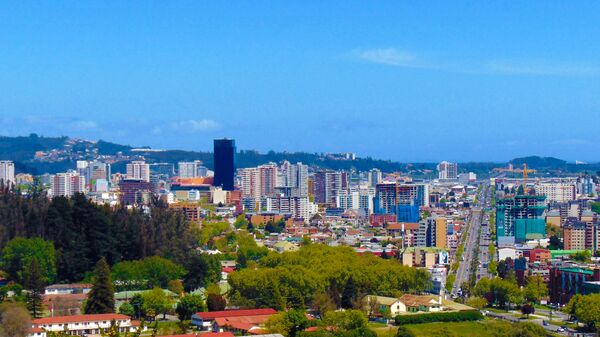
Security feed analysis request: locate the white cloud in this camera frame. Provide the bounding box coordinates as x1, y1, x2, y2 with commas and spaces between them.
551, 138, 592, 146
71, 120, 97, 130
355, 48, 419, 67
170, 119, 220, 132
352, 48, 600, 77
486, 61, 600, 77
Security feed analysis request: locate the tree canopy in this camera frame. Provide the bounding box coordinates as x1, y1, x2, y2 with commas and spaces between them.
228, 245, 430, 310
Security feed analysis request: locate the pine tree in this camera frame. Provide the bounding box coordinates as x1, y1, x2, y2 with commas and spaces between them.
341, 276, 358, 309
24, 258, 45, 318
85, 257, 115, 314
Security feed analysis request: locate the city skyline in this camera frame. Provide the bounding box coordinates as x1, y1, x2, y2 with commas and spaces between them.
2, 2, 600, 162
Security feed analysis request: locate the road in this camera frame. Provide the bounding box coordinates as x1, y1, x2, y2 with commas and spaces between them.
451, 183, 491, 296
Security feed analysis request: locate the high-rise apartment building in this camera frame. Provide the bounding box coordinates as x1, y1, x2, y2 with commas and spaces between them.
496, 195, 546, 243
425, 217, 447, 248
535, 182, 576, 203
239, 163, 278, 199
240, 167, 261, 198
437, 161, 458, 180
258, 163, 277, 197
563, 222, 586, 250
214, 139, 235, 191
563, 219, 600, 252
373, 182, 430, 222
126, 161, 150, 182
51, 172, 86, 197
368, 169, 382, 187
313, 170, 344, 206
0, 160, 15, 187
178, 160, 207, 178
276, 161, 308, 197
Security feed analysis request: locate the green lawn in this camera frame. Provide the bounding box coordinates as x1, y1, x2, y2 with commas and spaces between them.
371, 319, 514, 337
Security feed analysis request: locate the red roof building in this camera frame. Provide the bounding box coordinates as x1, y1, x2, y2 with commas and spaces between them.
191, 309, 277, 332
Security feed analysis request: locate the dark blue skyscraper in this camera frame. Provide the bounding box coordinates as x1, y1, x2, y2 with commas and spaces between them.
213, 138, 235, 190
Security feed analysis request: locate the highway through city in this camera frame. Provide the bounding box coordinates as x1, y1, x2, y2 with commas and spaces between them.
451, 183, 491, 296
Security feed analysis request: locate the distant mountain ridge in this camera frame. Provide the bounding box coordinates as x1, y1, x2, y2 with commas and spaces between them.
0, 134, 597, 176
509, 156, 568, 168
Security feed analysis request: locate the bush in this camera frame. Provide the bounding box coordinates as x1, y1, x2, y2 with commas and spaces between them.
393, 310, 483, 325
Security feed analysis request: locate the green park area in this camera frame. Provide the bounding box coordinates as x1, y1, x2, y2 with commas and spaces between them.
370, 319, 549, 337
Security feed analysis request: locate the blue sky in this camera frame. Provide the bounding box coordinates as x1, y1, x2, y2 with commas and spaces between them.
1, 2, 600, 162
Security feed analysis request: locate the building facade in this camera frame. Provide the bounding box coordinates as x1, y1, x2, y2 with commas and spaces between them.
213, 139, 236, 191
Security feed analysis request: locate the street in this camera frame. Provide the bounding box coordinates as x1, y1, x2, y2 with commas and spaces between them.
451, 183, 491, 296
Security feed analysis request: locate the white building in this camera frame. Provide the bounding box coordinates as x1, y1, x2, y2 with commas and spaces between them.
31, 314, 141, 335
126, 161, 150, 182
276, 161, 309, 197
437, 161, 458, 180
51, 172, 86, 197
368, 168, 382, 187
336, 190, 360, 210
240, 163, 278, 198
0, 160, 15, 187
178, 160, 207, 178
535, 182, 576, 203
458, 172, 477, 184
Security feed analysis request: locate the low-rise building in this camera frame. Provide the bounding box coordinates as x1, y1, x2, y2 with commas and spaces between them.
31, 314, 140, 335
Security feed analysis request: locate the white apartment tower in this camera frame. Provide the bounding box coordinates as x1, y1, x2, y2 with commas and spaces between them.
126, 161, 150, 182
178, 160, 206, 178
437, 161, 458, 180
368, 168, 382, 187
0, 160, 15, 187
51, 172, 86, 197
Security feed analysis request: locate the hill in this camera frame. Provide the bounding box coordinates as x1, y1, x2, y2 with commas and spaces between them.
0, 134, 414, 174
1, 134, 598, 176
509, 156, 568, 168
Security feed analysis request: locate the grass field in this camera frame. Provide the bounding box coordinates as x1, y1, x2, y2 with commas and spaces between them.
370, 319, 514, 337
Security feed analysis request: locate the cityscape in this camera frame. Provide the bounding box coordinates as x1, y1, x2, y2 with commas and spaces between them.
2, 2, 600, 337
0, 135, 599, 337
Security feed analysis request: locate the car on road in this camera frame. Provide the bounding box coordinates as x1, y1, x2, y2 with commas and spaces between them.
556, 327, 565, 332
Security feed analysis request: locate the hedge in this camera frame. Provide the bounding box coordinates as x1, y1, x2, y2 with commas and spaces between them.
394, 310, 483, 325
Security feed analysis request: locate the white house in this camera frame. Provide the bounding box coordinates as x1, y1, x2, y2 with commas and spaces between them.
32, 314, 141, 335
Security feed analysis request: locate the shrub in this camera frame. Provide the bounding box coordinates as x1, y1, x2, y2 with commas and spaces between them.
393, 310, 483, 325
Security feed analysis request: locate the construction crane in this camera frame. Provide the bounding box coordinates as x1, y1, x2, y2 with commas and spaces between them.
522, 163, 535, 186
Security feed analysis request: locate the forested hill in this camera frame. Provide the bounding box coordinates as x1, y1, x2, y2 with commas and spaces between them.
0, 134, 416, 174
1, 134, 598, 175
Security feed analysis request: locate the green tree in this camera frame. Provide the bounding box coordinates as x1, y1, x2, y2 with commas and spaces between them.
266, 309, 309, 337
176, 294, 205, 321
523, 275, 547, 304
0, 302, 32, 337
1, 237, 56, 285
312, 292, 336, 318
572, 293, 600, 332
130, 294, 146, 320
341, 276, 358, 309
142, 288, 172, 320
183, 253, 221, 291
206, 293, 226, 311
168, 280, 184, 297
24, 258, 45, 318
112, 256, 186, 290
571, 250, 592, 263
521, 303, 535, 318
119, 302, 135, 316
466, 296, 488, 310
563, 294, 582, 321
323, 310, 368, 331
85, 257, 115, 314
